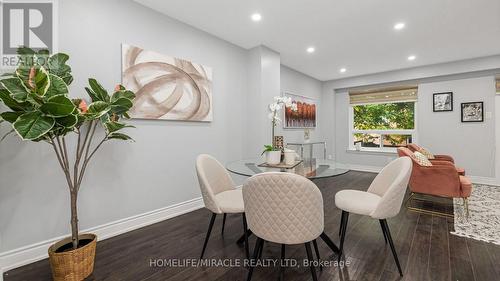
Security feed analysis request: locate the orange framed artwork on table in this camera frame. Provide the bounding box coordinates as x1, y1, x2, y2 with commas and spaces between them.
283, 92, 317, 128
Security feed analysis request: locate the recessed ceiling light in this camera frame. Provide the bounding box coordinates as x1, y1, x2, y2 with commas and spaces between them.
251, 13, 262, 22
306, 47, 315, 53
394, 22, 405, 30
340, 68, 347, 73
407, 55, 416, 61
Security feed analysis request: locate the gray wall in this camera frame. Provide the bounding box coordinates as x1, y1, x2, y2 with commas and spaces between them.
332, 76, 497, 177
0, 0, 249, 253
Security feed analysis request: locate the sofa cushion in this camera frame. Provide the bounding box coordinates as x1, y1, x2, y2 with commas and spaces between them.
414, 152, 432, 166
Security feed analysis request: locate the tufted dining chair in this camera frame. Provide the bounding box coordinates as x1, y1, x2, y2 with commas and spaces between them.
195, 154, 249, 259
334, 157, 412, 276
243, 172, 331, 281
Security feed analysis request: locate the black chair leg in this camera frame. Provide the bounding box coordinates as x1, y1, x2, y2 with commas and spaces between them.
338, 210, 349, 261
305, 242, 318, 281
278, 244, 285, 281
237, 229, 253, 244
339, 211, 345, 237
319, 232, 340, 254
247, 237, 264, 281
379, 219, 388, 244
242, 213, 250, 258
257, 241, 264, 260
221, 213, 227, 235
200, 213, 217, 259
381, 219, 403, 276
312, 239, 322, 270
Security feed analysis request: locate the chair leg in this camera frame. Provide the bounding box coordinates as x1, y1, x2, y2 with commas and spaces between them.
242, 213, 250, 258
200, 213, 217, 259
312, 239, 322, 270
278, 244, 285, 281
338, 211, 349, 261
379, 220, 388, 244
257, 241, 264, 260
305, 242, 318, 281
237, 229, 253, 244
381, 219, 403, 276
339, 210, 345, 237
463, 198, 469, 219
221, 213, 227, 235
319, 232, 340, 254
247, 237, 264, 281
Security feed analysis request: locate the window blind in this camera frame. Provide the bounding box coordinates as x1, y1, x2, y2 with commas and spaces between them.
349, 86, 418, 105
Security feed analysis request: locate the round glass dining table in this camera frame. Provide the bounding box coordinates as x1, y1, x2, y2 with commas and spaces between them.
226, 158, 349, 179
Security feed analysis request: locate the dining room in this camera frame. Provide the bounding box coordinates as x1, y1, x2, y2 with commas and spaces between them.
1, 0, 500, 281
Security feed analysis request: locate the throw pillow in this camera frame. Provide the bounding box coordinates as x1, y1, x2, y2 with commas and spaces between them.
418, 147, 435, 159
414, 151, 433, 166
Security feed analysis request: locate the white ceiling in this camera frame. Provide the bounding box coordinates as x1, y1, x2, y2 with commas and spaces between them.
135, 0, 500, 81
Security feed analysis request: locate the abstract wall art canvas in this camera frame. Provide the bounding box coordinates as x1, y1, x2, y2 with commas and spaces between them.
122, 44, 213, 121
433, 92, 453, 112
283, 92, 317, 128
461, 102, 483, 122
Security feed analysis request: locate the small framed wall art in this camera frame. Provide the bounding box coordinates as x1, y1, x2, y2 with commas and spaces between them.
461, 102, 483, 122
433, 92, 453, 112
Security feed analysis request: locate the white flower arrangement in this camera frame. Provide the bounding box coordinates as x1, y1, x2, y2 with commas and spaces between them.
267, 96, 298, 149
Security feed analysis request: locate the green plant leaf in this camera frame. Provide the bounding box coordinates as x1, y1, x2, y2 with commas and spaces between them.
111, 90, 135, 102
88, 78, 110, 102
110, 98, 133, 114
55, 114, 78, 128
1, 77, 29, 102
47, 53, 73, 85
107, 132, 134, 141
84, 87, 100, 102
32, 66, 50, 96
45, 74, 69, 98
104, 121, 135, 133
85, 101, 110, 118
40, 95, 76, 117
13, 111, 55, 140
0, 112, 22, 123
0, 89, 33, 111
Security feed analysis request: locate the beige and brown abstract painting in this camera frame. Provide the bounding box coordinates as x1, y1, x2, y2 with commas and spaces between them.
122, 44, 213, 121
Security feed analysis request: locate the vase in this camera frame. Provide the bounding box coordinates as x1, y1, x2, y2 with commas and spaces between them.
48, 233, 97, 281
266, 151, 281, 165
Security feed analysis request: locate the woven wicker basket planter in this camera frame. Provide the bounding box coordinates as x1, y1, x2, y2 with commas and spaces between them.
48, 233, 97, 281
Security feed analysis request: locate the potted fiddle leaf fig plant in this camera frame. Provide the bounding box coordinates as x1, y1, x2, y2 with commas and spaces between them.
0, 47, 136, 281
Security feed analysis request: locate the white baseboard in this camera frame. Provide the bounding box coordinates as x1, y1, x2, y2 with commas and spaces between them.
0, 197, 204, 275
337, 162, 498, 185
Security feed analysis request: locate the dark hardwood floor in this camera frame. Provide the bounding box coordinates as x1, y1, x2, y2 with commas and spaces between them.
4, 171, 499, 281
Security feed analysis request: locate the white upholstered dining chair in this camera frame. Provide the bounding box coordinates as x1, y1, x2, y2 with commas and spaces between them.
243, 172, 335, 281
195, 154, 249, 259
334, 156, 412, 276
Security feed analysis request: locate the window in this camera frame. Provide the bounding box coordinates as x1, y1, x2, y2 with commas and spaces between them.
349, 87, 417, 152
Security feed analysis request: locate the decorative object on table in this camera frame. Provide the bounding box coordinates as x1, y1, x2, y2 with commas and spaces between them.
0, 47, 136, 281
261, 144, 281, 165
284, 148, 297, 165
304, 128, 311, 142
258, 159, 303, 169
273, 135, 284, 150
433, 92, 453, 112
461, 102, 483, 122
451, 184, 500, 245
283, 92, 317, 128
268, 96, 297, 152
122, 44, 212, 121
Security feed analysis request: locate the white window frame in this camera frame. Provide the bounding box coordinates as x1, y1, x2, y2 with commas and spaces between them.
348, 101, 418, 153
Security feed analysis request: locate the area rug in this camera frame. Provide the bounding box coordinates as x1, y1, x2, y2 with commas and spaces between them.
451, 184, 500, 245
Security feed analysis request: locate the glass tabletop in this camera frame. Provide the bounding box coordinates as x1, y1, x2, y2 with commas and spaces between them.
226, 158, 349, 179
